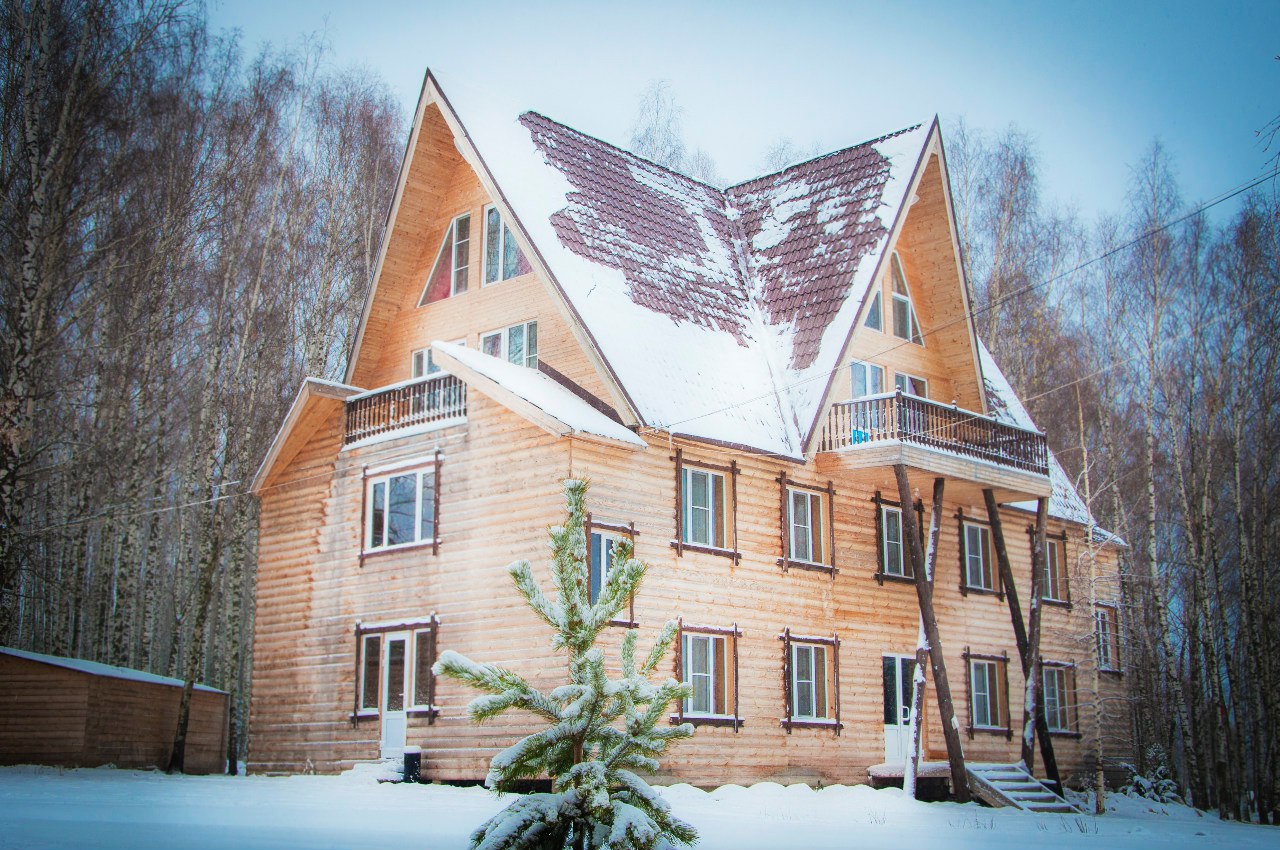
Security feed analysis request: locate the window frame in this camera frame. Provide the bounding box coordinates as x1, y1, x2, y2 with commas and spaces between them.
779, 628, 842, 733
894, 371, 929, 399
1096, 604, 1122, 673
963, 649, 1011, 737
889, 251, 924, 345
418, 212, 472, 305
480, 319, 539, 369
673, 621, 742, 728
671, 450, 740, 562
584, 512, 639, 627
872, 491, 924, 584
1041, 661, 1079, 735
777, 476, 836, 573
351, 616, 440, 723
864, 290, 883, 331
958, 513, 1002, 597
361, 454, 442, 560
850, 360, 885, 399
1037, 531, 1071, 606
481, 204, 530, 285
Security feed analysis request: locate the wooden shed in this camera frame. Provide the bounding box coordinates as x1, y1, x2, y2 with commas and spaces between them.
0, 647, 228, 774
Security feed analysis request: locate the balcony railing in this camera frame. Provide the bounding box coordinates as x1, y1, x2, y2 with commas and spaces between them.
817, 391, 1049, 476
344, 374, 467, 445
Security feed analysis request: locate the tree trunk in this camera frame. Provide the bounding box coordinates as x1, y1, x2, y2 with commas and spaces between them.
895, 468, 969, 803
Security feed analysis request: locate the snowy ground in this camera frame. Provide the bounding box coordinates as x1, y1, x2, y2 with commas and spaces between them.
0, 765, 1276, 850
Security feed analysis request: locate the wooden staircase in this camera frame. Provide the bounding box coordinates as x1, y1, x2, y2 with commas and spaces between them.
966, 762, 1084, 814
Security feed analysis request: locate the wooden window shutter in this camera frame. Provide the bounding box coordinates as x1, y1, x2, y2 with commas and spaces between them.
350, 625, 363, 725
957, 512, 970, 596
1000, 652, 1012, 739
729, 460, 740, 565
432, 449, 442, 555
673, 449, 684, 556
832, 633, 842, 736
674, 618, 684, 723
873, 492, 886, 583
826, 481, 837, 572
1062, 536, 1074, 606
781, 628, 793, 733
777, 472, 789, 571
427, 616, 439, 724
962, 646, 974, 738
732, 623, 741, 731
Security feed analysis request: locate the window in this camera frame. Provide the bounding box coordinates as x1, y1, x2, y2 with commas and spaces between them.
589, 531, 621, 605
411, 348, 439, 379
481, 320, 538, 368
1042, 664, 1075, 733
970, 658, 1003, 729
1096, 606, 1121, 671
851, 360, 885, 398
682, 633, 732, 716
864, 291, 883, 331
962, 521, 996, 592
421, 213, 471, 304
889, 252, 923, 344
894, 372, 928, 398
353, 618, 438, 720
682, 467, 727, 549
365, 464, 437, 553
1040, 537, 1068, 603
482, 205, 532, 284
790, 643, 836, 721
881, 505, 907, 578
787, 487, 828, 566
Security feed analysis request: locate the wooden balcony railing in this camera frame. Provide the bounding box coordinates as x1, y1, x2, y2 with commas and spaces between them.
344, 374, 466, 445
818, 391, 1049, 476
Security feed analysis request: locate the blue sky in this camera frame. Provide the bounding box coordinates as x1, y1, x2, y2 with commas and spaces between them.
209, 0, 1277, 222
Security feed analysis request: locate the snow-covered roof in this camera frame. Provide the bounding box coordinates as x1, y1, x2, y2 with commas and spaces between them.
439, 72, 929, 458
977, 341, 1106, 531
0, 646, 225, 693
431, 341, 646, 449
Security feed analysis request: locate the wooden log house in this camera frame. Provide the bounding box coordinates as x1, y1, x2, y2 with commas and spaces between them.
247, 70, 1130, 788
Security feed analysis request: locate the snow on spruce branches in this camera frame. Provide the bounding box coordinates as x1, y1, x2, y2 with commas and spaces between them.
433, 479, 697, 850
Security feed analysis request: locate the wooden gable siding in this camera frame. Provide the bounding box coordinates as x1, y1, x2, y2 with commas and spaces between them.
351, 103, 613, 413
821, 151, 986, 421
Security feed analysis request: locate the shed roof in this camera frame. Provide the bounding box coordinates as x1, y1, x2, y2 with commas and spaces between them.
1, 647, 226, 694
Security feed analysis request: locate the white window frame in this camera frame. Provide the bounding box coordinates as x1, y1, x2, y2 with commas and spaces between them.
682, 632, 732, 718
449, 213, 471, 296
682, 466, 726, 548
365, 464, 437, 553
1042, 665, 1071, 732
482, 204, 526, 285
889, 251, 924, 345
589, 530, 621, 605
1096, 606, 1120, 671
480, 320, 538, 368
790, 643, 830, 721
358, 633, 382, 716
864, 290, 883, 331
787, 487, 826, 566
851, 360, 885, 398
894, 372, 929, 398
881, 505, 908, 578
970, 659, 1001, 729
964, 522, 995, 591
408, 627, 436, 712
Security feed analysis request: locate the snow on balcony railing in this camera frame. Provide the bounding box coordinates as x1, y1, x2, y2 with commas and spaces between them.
817, 391, 1049, 476
344, 374, 466, 445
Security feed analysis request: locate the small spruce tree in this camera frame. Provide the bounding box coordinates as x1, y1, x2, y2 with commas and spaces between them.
434, 479, 697, 850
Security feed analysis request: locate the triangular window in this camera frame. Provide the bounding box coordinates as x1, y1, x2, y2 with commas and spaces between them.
420, 213, 471, 306
890, 252, 923, 345
864, 291, 883, 331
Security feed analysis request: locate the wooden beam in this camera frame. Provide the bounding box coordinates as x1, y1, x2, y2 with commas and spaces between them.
895, 464, 969, 803
905, 476, 945, 799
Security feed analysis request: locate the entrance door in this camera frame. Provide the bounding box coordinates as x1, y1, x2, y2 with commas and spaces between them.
882, 654, 917, 763
380, 631, 410, 758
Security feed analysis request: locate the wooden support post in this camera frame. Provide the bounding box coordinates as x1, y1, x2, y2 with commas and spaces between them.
984, 489, 1060, 791
895, 465, 969, 803
905, 477, 945, 799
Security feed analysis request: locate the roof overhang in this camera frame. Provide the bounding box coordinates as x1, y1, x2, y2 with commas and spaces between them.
431, 342, 646, 451
250, 378, 362, 494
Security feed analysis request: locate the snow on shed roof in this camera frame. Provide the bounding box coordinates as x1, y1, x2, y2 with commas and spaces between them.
438, 70, 929, 458
1, 646, 225, 694
430, 341, 646, 449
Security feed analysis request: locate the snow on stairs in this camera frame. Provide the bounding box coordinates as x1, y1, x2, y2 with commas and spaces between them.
966, 762, 1083, 814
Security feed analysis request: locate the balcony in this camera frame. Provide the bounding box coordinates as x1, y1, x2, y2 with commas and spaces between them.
344, 374, 467, 445
817, 392, 1049, 496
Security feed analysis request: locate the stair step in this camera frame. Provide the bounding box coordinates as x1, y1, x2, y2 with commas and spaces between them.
992, 781, 1046, 791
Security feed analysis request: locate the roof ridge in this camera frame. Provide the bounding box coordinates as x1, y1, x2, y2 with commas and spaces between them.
520, 110, 729, 196
724, 123, 925, 194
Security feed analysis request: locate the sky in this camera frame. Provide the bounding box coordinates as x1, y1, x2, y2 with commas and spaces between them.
207, 0, 1278, 224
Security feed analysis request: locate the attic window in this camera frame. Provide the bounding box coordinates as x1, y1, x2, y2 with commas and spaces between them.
890, 252, 924, 345
420, 214, 471, 305
483, 205, 532, 284
864, 292, 883, 331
